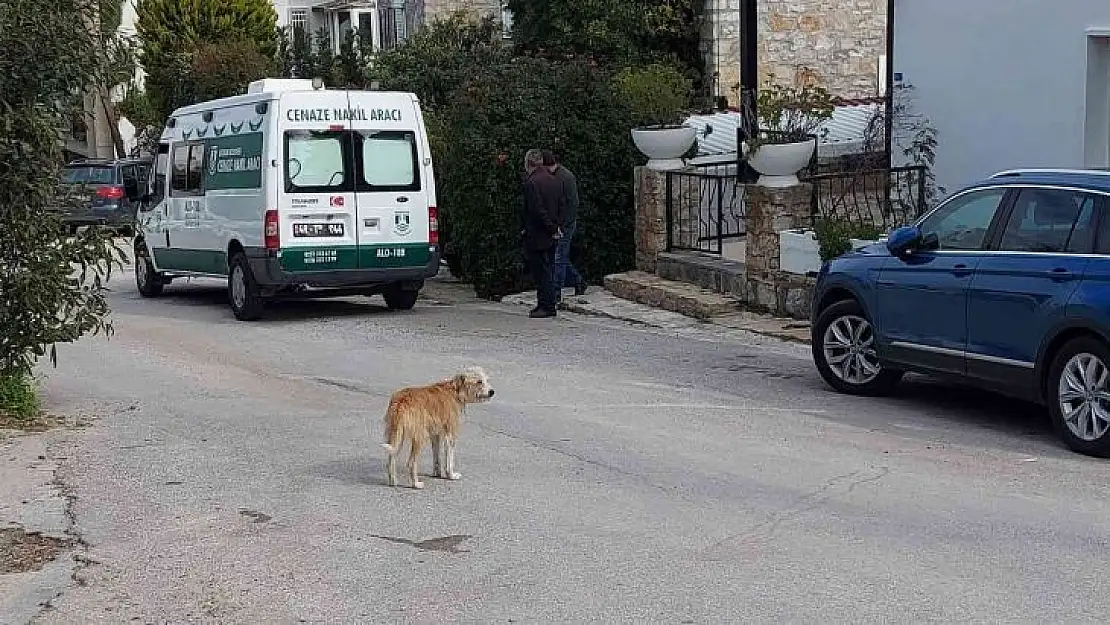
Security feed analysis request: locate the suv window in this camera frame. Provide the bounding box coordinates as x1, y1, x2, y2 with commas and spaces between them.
61, 165, 115, 185
998, 188, 1097, 253
918, 188, 1008, 251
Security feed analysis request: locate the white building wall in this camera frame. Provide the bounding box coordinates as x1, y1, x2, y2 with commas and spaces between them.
893, 0, 1110, 198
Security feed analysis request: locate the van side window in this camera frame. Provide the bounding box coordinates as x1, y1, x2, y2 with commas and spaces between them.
152, 143, 170, 200
171, 143, 205, 196
171, 145, 189, 193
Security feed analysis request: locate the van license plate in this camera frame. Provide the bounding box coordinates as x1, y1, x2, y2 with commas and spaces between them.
293, 223, 344, 237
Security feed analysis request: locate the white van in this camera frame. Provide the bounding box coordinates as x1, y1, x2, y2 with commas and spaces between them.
134, 78, 440, 320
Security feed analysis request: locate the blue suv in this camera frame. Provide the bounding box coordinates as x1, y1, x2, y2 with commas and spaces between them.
811, 169, 1110, 457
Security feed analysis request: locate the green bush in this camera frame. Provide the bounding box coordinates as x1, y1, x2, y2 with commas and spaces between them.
0, 372, 38, 421
1, 0, 123, 404
429, 55, 642, 298
614, 62, 693, 127
813, 219, 884, 262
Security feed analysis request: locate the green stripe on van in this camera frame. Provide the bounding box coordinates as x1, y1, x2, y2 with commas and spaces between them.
280, 243, 430, 272
154, 249, 228, 274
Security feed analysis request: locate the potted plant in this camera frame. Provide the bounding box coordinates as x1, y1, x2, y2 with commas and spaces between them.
743, 76, 836, 187
616, 64, 697, 171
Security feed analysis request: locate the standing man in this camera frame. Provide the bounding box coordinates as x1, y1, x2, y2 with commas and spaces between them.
543, 150, 587, 303
521, 149, 564, 319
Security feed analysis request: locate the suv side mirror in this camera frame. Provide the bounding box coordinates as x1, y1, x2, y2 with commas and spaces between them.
886, 225, 923, 257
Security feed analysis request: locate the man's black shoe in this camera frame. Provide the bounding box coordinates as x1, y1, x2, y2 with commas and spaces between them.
529, 309, 556, 319
574, 282, 588, 296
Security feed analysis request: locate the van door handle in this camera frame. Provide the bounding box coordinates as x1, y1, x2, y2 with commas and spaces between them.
951, 263, 973, 277
1049, 267, 1075, 282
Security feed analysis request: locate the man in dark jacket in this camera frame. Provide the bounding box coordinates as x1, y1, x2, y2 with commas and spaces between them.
522, 149, 564, 318
543, 150, 587, 302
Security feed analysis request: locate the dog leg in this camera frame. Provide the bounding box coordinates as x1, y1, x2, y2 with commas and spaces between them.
431, 435, 444, 478
445, 437, 462, 481
382, 442, 398, 487
408, 439, 425, 489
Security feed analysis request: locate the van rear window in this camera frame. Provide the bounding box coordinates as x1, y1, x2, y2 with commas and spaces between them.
285, 131, 347, 192
283, 130, 420, 194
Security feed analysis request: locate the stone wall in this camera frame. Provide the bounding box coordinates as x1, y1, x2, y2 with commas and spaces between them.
707, 0, 886, 104
424, 0, 501, 21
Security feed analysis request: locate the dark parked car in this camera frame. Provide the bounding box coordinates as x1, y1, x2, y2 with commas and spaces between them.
56, 158, 151, 233
810, 168, 1110, 457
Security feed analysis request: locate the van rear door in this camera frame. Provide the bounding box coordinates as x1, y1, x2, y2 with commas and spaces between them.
276, 92, 358, 272
348, 94, 432, 270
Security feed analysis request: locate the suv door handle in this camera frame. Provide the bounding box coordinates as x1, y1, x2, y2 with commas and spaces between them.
1049, 267, 1075, 282
951, 263, 973, 277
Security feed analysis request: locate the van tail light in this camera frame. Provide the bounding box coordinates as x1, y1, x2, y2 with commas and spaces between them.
264, 209, 280, 250
428, 206, 439, 245
96, 185, 125, 200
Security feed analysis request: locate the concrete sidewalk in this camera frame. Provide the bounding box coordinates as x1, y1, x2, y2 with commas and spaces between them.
501, 288, 812, 344
0, 430, 74, 625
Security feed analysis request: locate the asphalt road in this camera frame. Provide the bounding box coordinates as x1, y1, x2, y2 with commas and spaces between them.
28, 270, 1110, 623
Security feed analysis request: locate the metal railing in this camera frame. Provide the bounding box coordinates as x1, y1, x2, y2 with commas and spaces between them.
664, 161, 746, 255
804, 165, 929, 230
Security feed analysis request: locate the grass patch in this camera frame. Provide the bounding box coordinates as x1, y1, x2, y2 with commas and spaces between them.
0, 371, 40, 427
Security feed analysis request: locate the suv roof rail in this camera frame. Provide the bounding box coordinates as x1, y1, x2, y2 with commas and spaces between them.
990, 168, 1110, 179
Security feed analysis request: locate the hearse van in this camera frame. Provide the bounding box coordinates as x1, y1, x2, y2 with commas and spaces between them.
134, 78, 439, 320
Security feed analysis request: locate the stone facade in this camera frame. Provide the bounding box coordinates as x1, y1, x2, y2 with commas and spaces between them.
706, 0, 887, 103
424, 0, 502, 21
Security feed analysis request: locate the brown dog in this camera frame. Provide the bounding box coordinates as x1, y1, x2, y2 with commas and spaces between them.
381, 367, 494, 489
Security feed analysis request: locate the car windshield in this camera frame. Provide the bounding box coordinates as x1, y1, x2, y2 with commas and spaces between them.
61, 165, 115, 185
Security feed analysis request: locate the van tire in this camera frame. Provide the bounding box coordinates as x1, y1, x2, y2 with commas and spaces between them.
382, 285, 419, 311
228, 253, 265, 321
134, 241, 164, 297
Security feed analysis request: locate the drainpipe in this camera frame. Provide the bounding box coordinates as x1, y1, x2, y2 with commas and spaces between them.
884, 0, 896, 169
738, 0, 758, 181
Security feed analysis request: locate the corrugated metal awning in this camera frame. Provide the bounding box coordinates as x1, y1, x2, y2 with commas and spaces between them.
683, 101, 882, 161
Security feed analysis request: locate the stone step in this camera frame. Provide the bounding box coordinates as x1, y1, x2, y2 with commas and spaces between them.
603, 271, 743, 320
655, 251, 746, 298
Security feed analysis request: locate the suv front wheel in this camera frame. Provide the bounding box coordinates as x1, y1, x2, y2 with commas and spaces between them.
812, 299, 903, 396
1047, 337, 1110, 457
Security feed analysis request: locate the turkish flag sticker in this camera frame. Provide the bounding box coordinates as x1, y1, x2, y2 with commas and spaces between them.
330, 196, 344, 207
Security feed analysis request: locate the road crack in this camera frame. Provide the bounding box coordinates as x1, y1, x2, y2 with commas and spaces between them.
700, 466, 890, 560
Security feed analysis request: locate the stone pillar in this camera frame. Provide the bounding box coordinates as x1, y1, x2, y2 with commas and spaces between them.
633, 166, 667, 272
744, 183, 812, 309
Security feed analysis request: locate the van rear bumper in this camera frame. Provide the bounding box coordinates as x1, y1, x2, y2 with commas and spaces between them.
245, 247, 440, 291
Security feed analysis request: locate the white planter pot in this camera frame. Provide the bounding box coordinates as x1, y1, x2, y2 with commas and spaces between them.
631, 126, 697, 171
748, 139, 816, 188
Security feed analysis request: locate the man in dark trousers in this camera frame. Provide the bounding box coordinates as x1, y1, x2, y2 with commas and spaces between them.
542, 150, 587, 303
521, 149, 564, 318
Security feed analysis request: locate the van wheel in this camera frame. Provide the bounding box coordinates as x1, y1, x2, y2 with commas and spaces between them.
228, 253, 265, 321
812, 299, 903, 396
382, 285, 419, 311
1046, 337, 1110, 457
134, 241, 164, 297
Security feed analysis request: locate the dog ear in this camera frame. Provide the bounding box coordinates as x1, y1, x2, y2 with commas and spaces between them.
452, 374, 467, 398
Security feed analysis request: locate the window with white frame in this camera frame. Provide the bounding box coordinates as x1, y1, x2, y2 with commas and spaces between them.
499, 0, 513, 39
289, 7, 308, 34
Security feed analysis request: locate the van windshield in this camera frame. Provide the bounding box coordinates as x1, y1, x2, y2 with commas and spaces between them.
283, 130, 420, 193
